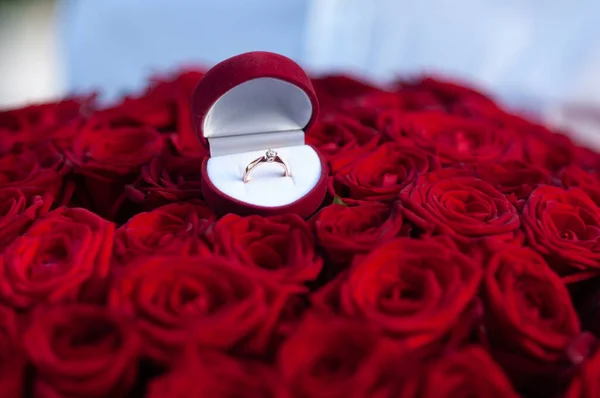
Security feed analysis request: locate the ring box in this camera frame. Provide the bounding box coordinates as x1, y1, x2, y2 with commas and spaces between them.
191, 51, 328, 218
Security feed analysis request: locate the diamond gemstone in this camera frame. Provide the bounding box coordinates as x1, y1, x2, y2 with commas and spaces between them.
265, 149, 277, 161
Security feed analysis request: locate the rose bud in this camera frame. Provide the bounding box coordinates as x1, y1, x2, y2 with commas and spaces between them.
23, 304, 140, 398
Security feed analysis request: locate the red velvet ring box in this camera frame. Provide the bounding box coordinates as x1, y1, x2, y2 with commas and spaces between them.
191, 51, 328, 218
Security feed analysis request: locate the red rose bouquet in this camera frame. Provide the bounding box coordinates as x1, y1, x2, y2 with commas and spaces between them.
1, 68, 600, 398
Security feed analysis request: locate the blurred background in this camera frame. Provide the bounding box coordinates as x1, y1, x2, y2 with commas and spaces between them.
1, 0, 600, 142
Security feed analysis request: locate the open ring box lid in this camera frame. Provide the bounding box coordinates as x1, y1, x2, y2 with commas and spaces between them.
191, 51, 328, 218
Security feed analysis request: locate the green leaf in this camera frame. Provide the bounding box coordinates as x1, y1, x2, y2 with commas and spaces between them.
332, 196, 347, 206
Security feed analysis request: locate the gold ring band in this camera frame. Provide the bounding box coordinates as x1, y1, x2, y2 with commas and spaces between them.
243, 149, 291, 183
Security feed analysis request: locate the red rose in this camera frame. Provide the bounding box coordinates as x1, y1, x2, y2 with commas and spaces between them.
311, 201, 405, 271
125, 155, 204, 211
108, 254, 292, 364
500, 114, 575, 172
278, 314, 404, 398
0, 207, 114, 310
96, 70, 205, 156
394, 346, 520, 398
0, 142, 70, 200
92, 70, 202, 130
572, 144, 600, 171
338, 92, 405, 128
67, 123, 165, 218
523, 129, 576, 172
483, 245, 581, 391
330, 141, 439, 204
147, 350, 289, 398
565, 349, 600, 398
313, 237, 482, 351
94, 70, 202, 131
560, 165, 600, 207
0, 305, 26, 398
305, 113, 381, 162
23, 304, 140, 398
381, 111, 521, 166
0, 96, 93, 150
395, 75, 503, 118
474, 160, 550, 204
113, 201, 214, 264
522, 186, 600, 282
211, 214, 322, 285
400, 170, 521, 243
0, 188, 52, 250
311, 75, 383, 99
311, 75, 384, 111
